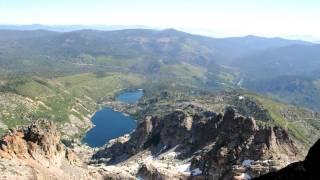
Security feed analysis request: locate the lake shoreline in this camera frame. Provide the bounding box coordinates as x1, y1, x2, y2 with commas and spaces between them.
82, 89, 143, 148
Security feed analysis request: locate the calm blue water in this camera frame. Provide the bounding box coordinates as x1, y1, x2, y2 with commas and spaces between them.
116, 89, 143, 104
83, 90, 143, 147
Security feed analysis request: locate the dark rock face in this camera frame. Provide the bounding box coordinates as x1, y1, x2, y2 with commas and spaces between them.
94, 106, 300, 179
137, 163, 190, 180
93, 109, 221, 163
232, 96, 271, 121
190, 108, 298, 179
254, 139, 320, 180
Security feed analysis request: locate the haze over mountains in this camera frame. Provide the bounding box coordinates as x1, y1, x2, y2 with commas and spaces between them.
0, 27, 319, 111
0, 24, 157, 32
1, 24, 320, 42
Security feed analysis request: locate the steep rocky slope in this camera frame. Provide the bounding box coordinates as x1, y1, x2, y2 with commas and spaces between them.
134, 91, 320, 146
0, 120, 103, 179
87, 90, 320, 179
255, 138, 320, 179
92, 106, 302, 179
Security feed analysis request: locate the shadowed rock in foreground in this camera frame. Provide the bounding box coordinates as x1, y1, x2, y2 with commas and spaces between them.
254, 139, 320, 180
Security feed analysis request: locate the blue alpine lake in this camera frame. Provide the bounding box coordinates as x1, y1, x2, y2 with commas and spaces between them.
83, 90, 143, 147
116, 89, 143, 104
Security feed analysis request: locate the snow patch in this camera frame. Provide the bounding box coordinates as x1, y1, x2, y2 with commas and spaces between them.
157, 145, 167, 154
238, 96, 245, 100
262, 159, 272, 163
176, 164, 202, 176
144, 155, 154, 162
176, 163, 191, 174
166, 151, 177, 157
240, 173, 251, 180
242, 159, 254, 167
191, 168, 202, 176
237, 79, 243, 86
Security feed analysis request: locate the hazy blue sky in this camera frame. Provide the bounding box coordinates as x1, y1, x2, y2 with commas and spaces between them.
0, 0, 319, 39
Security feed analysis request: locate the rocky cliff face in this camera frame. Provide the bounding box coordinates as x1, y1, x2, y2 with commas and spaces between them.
93, 106, 302, 179
254, 138, 320, 179
191, 108, 299, 179
0, 120, 63, 161
0, 120, 102, 180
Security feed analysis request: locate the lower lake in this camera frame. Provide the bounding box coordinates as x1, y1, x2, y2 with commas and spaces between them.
83, 90, 143, 147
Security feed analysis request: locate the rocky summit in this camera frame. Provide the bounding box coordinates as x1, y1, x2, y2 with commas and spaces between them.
92, 106, 302, 179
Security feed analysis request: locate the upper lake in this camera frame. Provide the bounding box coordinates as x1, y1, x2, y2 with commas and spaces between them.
83, 90, 143, 147
116, 89, 143, 104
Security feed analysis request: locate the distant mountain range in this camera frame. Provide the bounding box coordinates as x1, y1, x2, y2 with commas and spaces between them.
0, 24, 158, 32
1, 24, 320, 42
0, 28, 319, 110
